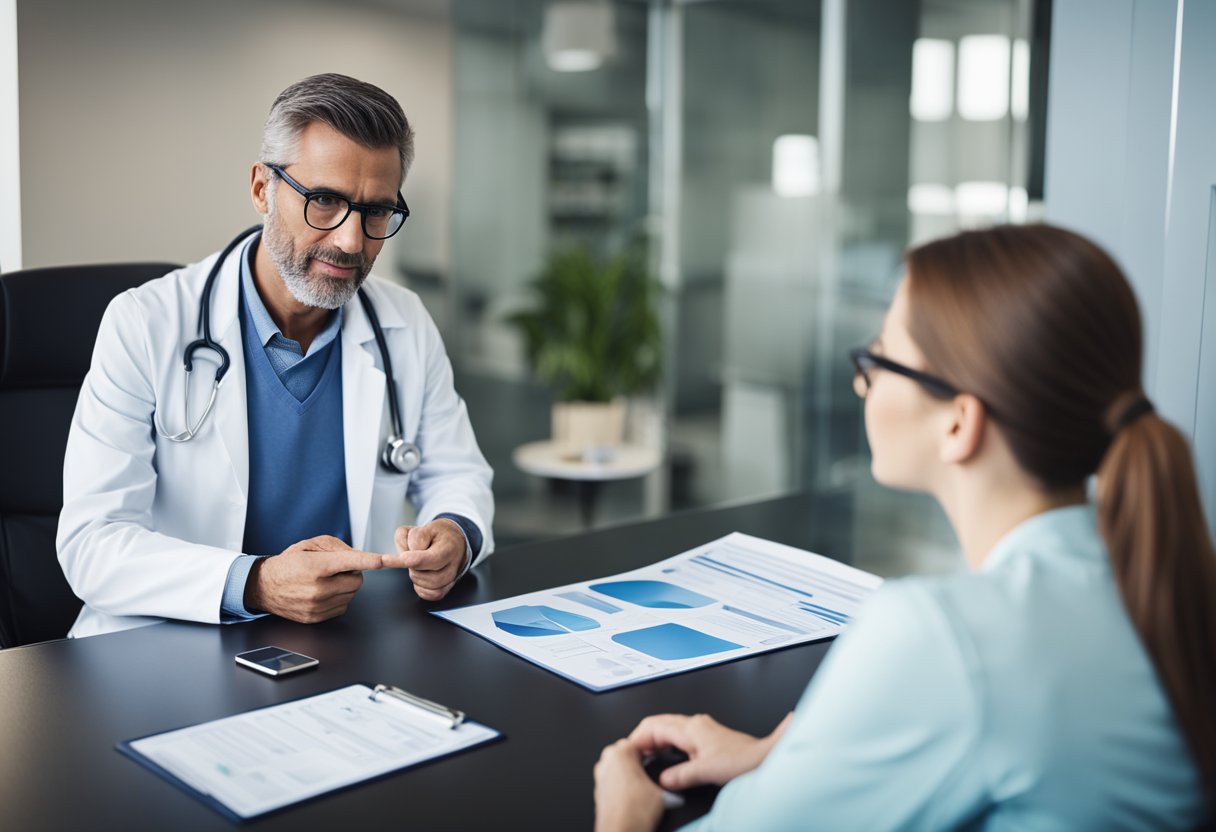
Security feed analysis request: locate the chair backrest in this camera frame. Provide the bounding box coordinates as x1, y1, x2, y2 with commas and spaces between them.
0, 262, 180, 648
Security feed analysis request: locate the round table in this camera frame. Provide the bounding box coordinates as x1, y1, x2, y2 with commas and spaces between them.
512, 440, 663, 527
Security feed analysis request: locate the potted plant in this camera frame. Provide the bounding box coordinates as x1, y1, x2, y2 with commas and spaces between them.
509, 241, 661, 460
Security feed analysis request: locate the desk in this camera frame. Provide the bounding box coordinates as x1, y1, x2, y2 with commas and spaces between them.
513, 440, 662, 527
0, 492, 871, 831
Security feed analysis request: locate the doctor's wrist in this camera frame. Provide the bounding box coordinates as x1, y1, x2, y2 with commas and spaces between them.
244, 557, 268, 614
434, 517, 473, 579
433, 513, 481, 576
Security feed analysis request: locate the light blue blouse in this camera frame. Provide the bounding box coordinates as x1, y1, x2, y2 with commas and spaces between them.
684, 505, 1204, 831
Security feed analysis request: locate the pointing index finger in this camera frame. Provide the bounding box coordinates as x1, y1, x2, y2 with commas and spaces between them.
319, 549, 385, 575
382, 547, 445, 571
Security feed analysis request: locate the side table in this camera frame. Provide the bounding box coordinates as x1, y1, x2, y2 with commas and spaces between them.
512, 440, 662, 528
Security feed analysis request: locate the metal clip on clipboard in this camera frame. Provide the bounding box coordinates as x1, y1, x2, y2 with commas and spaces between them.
368, 684, 466, 729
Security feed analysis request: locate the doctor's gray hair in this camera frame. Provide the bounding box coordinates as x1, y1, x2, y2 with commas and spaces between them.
259, 73, 415, 185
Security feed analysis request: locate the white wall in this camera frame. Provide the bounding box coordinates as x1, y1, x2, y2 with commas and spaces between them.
0, 0, 20, 272
1043, 0, 1173, 387
17, 0, 453, 273
1045, 0, 1216, 526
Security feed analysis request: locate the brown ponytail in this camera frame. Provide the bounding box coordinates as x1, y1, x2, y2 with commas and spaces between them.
1097, 396, 1216, 810
904, 224, 1216, 813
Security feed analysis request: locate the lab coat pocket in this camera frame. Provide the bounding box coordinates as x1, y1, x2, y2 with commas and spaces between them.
368, 465, 412, 552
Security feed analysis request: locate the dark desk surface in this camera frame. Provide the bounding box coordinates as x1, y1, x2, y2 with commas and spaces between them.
0, 491, 872, 831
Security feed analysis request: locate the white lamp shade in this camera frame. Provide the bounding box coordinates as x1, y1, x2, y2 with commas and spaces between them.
958, 35, 1010, 121
543, 1, 618, 73
771, 134, 820, 197
910, 38, 954, 121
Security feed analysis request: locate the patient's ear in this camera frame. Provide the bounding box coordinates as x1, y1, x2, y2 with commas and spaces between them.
940, 393, 987, 465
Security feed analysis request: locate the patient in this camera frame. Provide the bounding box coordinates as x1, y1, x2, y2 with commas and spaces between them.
594, 224, 1215, 831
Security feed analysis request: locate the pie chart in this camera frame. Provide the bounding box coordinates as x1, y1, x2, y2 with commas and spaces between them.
589, 580, 715, 609
492, 605, 600, 637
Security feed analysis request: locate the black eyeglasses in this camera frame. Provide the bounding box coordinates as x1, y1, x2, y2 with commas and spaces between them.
266, 163, 410, 240
849, 347, 960, 399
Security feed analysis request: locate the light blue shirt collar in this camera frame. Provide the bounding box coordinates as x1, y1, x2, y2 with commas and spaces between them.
240, 235, 343, 357
981, 503, 1104, 573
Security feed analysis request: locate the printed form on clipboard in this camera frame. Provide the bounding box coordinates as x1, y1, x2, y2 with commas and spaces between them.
117, 683, 501, 822
434, 532, 883, 691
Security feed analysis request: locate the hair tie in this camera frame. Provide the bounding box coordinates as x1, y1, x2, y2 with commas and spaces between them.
1116, 397, 1154, 430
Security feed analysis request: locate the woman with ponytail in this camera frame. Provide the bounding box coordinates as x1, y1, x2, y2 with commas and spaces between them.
594, 224, 1215, 831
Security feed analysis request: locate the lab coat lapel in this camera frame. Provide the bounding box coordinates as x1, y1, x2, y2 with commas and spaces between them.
342, 295, 385, 551
208, 241, 251, 499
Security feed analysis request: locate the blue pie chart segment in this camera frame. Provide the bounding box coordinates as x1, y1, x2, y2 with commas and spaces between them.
589, 580, 716, 609
612, 623, 742, 660
542, 607, 600, 631
492, 605, 600, 637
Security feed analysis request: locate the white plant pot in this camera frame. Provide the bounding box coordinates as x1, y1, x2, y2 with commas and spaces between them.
552, 399, 626, 461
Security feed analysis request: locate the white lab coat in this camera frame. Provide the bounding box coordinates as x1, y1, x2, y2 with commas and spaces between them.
57, 236, 494, 638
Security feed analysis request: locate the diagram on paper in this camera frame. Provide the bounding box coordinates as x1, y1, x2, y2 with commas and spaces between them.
434, 532, 883, 691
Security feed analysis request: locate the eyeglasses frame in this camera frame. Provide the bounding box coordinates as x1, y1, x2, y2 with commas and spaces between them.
265, 163, 410, 240
849, 347, 960, 399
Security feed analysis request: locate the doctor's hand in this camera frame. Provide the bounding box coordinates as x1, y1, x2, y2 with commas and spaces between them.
381, 520, 468, 602
245, 535, 385, 624
625, 712, 794, 791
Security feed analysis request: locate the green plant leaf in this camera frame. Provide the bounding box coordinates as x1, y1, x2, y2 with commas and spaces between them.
507, 239, 662, 402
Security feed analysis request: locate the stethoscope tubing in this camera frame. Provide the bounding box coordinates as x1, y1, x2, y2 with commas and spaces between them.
160, 225, 258, 442
156, 226, 420, 472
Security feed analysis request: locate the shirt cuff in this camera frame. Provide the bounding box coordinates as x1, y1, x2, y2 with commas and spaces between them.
435, 513, 482, 578
220, 555, 267, 622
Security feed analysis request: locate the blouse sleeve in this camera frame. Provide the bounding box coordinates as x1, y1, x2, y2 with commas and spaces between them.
682, 581, 990, 831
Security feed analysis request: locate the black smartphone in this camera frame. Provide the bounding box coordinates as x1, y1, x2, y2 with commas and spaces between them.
234, 646, 319, 677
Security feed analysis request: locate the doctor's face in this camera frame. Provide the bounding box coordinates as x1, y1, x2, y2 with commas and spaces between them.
256, 122, 402, 310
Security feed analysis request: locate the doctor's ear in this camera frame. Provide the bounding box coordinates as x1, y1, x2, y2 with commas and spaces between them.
939, 393, 987, 465
250, 163, 271, 215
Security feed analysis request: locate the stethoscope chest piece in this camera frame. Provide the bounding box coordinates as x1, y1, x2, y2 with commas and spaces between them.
382, 436, 422, 474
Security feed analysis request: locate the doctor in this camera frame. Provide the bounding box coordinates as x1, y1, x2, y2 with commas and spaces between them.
57, 73, 495, 638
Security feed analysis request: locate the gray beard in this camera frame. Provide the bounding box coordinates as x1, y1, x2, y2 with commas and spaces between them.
262, 211, 372, 310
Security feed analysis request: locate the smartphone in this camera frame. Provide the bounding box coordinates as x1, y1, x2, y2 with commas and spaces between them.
234, 646, 319, 677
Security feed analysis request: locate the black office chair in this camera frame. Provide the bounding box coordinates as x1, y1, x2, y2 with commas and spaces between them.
0, 262, 180, 648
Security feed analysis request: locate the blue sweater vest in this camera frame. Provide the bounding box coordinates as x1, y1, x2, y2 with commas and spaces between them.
240, 300, 352, 556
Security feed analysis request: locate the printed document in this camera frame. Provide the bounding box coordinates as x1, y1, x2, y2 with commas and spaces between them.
122, 684, 499, 820
435, 532, 882, 691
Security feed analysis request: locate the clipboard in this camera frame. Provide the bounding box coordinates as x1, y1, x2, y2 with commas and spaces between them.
117, 683, 502, 823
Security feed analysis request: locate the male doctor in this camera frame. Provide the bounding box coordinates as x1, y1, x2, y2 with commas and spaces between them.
57, 74, 494, 638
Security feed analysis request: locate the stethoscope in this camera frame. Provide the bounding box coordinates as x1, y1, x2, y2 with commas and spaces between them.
157, 225, 422, 474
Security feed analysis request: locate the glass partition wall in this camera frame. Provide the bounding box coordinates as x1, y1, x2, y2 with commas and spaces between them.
446, 0, 1048, 575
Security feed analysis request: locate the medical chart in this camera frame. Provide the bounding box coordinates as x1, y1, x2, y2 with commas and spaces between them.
120, 684, 499, 820
434, 532, 882, 691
